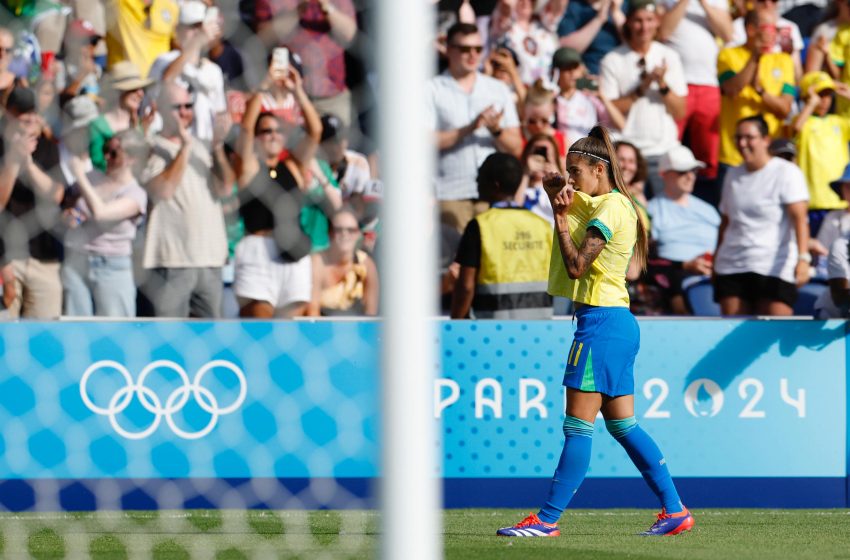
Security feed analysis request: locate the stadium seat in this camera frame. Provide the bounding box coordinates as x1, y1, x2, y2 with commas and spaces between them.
793, 280, 828, 317
683, 276, 721, 317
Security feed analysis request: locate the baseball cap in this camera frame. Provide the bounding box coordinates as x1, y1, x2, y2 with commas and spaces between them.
62, 96, 99, 133
799, 71, 835, 98
5, 86, 36, 115
658, 145, 705, 173
552, 47, 582, 69
320, 113, 345, 143
627, 0, 658, 17
66, 19, 100, 42
768, 138, 797, 158
179, 1, 207, 25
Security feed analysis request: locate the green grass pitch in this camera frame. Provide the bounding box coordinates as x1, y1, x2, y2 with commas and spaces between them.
3, 509, 849, 559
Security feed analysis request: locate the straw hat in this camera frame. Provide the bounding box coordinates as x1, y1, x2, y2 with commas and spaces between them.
106, 61, 154, 92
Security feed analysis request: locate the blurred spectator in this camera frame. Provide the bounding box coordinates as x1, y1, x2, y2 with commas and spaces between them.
0, 27, 18, 101
792, 71, 850, 220
731, 0, 804, 80
815, 165, 850, 272
35, 76, 59, 139
318, 113, 372, 218
557, 0, 626, 75
255, 0, 358, 127
615, 140, 650, 226
717, 10, 794, 171
427, 22, 522, 233
822, 13, 850, 118
813, 232, 850, 318
235, 67, 321, 319
149, 1, 227, 145
805, 0, 850, 73
646, 145, 720, 314
600, 0, 687, 195
207, 13, 245, 88
658, 0, 732, 182
55, 19, 102, 104
62, 129, 148, 317
713, 115, 810, 316
483, 44, 527, 111
309, 207, 379, 316
522, 81, 566, 159
89, 61, 154, 171
552, 47, 596, 145
0, 86, 64, 318
768, 137, 797, 162
68, 0, 108, 64
516, 132, 562, 223
58, 95, 97, 183
451, 152, 553, 319
0, 0, 67, 57
105, 0, 179, 76
139, 81, 233, 318
488, 0, 565, 84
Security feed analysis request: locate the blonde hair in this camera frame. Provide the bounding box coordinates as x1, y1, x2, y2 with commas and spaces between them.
569, 126, 649, 271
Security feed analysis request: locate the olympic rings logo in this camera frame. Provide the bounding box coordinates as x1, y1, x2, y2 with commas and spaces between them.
79, 360, 248, 440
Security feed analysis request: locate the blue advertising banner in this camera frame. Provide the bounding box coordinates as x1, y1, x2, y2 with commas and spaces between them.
438, 320, 847, 507
0, 322, 380, 481
0, 319, 846, 510
438, 320, 846, 478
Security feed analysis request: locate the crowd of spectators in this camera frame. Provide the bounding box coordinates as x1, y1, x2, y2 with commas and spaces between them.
436, 0, 850, 318
0, 0, 382, 319
1, 0, 850, 320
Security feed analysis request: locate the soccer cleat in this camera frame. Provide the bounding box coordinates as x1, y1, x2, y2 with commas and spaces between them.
640, 507, 695, 536
496, 512, 560, 537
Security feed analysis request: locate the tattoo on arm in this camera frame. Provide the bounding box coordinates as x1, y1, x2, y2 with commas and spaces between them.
558, 226, 607, 279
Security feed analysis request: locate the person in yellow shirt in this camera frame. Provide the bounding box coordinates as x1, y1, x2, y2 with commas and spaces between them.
793, 71, 850, 218
717, 9, 795, 168
496, 126, 694, 539
105, 0, 178, 75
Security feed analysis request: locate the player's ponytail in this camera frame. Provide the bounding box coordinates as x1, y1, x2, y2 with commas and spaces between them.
571, 126, 648, 271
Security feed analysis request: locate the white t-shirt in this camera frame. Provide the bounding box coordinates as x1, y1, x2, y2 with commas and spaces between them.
555, 90, 598, 147
338, 149, 373, 200
659, 0, 728, 86
730, 16, 803, 56
816, 209, 850, 251
502, 21, 559, 85
148, 51, 227, 144
715, 158, 809, 283
599, 42, 688, 157
814, 234, 850, 318
425, 72, 521, 200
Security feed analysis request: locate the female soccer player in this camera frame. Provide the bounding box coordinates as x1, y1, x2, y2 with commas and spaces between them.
496, 126, 694, 537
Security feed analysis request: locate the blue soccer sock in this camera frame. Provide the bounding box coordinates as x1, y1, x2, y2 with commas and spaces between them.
606, 417, 683, 514
537, 415, 594, 524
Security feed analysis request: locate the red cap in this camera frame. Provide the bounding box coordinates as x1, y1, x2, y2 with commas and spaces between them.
66, 19, 100, 42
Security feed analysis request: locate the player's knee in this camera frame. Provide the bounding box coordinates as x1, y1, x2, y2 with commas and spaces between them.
563, 415, 594, 438
605, 416, 638, 439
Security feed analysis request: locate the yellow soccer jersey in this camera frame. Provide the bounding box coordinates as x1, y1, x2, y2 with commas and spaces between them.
830, 24, 850, 118
106, 0, 178, 76
548, 190, 637, 308
717, 46, 796, 166
796, 114, 850, 210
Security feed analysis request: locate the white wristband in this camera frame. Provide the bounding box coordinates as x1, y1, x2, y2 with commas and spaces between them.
798, 252, 812, 263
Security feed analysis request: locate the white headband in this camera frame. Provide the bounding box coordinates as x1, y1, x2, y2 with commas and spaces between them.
569, 150, 610, 164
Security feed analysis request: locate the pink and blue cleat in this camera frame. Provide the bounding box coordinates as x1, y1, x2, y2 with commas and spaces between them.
640, 507, 695, 536
496, 512, 560, 537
